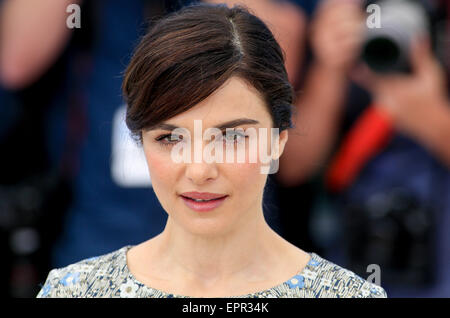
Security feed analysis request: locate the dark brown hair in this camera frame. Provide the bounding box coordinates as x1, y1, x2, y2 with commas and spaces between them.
122, 2, 296, 145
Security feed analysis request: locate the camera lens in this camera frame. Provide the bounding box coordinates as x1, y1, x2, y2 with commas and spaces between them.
361, 0, 429, 74
362, 37, 400, 73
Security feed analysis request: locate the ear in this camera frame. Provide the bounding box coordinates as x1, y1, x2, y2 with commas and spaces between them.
271, 129, 288, 161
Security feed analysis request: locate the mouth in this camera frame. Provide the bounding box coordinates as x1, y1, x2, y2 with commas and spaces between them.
180, 195, 227, 202
180, 195, 228, 212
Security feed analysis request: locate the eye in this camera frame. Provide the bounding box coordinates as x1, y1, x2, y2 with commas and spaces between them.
155, 133, 183, 147
222, 130, 247, 144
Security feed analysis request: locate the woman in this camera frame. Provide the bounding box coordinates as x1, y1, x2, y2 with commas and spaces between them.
37, 3, 387, 298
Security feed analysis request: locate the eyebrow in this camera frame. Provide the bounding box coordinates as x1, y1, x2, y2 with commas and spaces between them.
146, 118, 260, 132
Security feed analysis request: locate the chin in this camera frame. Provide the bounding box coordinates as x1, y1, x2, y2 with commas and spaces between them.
182, 218, 234, 237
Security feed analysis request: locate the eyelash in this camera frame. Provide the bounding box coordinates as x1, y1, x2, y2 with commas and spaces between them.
155, 131, 248, 147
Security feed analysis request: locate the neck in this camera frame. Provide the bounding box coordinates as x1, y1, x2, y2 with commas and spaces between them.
150, 210, 289, 286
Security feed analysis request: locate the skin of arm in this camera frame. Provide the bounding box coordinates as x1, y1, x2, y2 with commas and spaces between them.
354, 38, 450, 168
277, 63, 350, 187
0, 0, 80, 90
276, 0, 366, 187
407, 100, 450, 168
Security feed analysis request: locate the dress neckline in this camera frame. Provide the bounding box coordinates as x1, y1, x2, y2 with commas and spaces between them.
120, 245, 318, 298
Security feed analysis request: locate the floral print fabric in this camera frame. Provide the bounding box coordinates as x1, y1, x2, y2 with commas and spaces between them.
36, 245, 387, 298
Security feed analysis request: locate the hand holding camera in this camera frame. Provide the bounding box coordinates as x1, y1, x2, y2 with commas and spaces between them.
310, 0, 365, 74
354, 36, 448, 137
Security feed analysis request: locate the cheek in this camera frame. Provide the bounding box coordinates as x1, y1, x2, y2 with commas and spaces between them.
227, 161, 267, 193
144, 150, 175, 189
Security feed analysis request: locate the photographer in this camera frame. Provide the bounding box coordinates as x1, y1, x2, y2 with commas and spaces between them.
0, 0, 309, 297
276, 0, 450, 297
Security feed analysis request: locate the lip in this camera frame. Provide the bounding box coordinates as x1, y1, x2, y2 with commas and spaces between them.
180, 194, 228, 212
180, 192, 228, 200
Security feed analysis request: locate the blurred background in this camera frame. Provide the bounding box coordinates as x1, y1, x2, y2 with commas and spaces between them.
0, 0, 449, 298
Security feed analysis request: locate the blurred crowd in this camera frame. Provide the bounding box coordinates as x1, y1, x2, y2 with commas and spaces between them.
0, 0, 449, 298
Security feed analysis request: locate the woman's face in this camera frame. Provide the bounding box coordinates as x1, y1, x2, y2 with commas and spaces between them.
141, 76, 288, 236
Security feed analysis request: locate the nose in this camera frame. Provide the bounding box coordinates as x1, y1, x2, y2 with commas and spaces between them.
185, 161, 219, 185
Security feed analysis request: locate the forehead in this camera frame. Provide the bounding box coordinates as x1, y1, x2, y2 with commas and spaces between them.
165, 77, 272, 128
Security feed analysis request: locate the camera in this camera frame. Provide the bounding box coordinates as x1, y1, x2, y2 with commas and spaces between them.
343, 187, 436, 288
361, 0, 430, 73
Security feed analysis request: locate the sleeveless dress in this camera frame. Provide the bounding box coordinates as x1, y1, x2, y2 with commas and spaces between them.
37, 245, 387, 298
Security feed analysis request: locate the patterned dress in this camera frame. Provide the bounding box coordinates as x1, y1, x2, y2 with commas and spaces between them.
36, 245, 387, 298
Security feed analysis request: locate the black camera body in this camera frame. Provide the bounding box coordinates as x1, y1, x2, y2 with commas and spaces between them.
343, 187, 436, 288
362, 0, 431, 74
